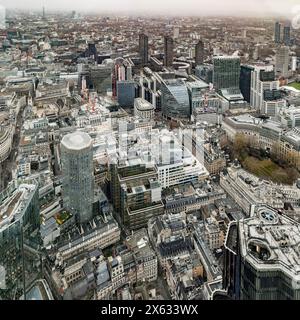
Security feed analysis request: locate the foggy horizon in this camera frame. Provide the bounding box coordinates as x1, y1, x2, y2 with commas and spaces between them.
0, 0, 298, 18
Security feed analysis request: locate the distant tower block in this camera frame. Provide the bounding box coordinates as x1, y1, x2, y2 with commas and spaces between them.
274, 21, 281, 44
139, 33, 149, 66
173, 27, 179, 39
164, 36, 174, 67
195, 40, 204, 66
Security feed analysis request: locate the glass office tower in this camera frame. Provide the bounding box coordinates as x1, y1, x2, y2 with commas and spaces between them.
213, 56, 240, 91
117, 80, 136, 107
0, 181, 42, 300
161, 79, 190, 120
240, 65, 254, 103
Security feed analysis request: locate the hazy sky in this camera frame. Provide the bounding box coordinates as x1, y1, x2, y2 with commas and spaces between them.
0, 0, 298, 17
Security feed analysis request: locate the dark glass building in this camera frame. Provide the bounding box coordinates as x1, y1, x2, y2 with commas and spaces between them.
90, 65, 112, 95
213, 56, 240, 91
117, 80, 136, 107
195, 40, 204, 66
139, 33, 149, 66
86, 42, 98, 61
240, 65, 254, 103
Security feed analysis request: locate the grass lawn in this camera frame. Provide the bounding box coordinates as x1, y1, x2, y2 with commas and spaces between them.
287, 82, 300, 91
242, 157, 299, 185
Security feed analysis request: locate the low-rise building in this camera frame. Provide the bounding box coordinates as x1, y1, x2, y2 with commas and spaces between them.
134, 98, 155, 120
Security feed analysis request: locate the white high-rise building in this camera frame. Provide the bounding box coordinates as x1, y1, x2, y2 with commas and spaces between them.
250, 65, 279, 112
292, 56, 297, 72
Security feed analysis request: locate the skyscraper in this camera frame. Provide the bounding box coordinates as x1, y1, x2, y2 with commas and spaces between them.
275, 46, 289, 78
250, 65, 279, 112
139, 33, 149, 66
274, 21, 281, 44
240, 65, 254, 103
61, 131, 94, 225
195, 40, 204, 66
164, 36, 174, 67
283, 24, 291, 46
213, 56, 241, 91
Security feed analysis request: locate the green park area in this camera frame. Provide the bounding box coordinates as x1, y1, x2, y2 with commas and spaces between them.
231, 135, 300, 185
288, 82, 300, 91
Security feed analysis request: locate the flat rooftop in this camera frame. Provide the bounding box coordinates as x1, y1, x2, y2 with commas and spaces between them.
0, 183, 37, 230
134, 98, 155, 111
239, 205, 300, 282
61, 131, 92, 151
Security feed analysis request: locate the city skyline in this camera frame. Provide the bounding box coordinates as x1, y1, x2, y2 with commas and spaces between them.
0, 0, 298, 18
0, 2, 300, 303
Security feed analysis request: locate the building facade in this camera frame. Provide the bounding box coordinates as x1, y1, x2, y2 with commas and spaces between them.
213, 56, 240, 91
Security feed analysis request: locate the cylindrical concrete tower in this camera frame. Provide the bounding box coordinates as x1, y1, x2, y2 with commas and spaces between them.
61, 131, 94, 225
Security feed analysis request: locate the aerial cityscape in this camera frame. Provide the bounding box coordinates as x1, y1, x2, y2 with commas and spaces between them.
1, 0, 300, 302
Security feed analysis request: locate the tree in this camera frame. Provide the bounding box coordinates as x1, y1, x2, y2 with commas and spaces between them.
233, 133, 249, 160
234, 133, 247, 153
